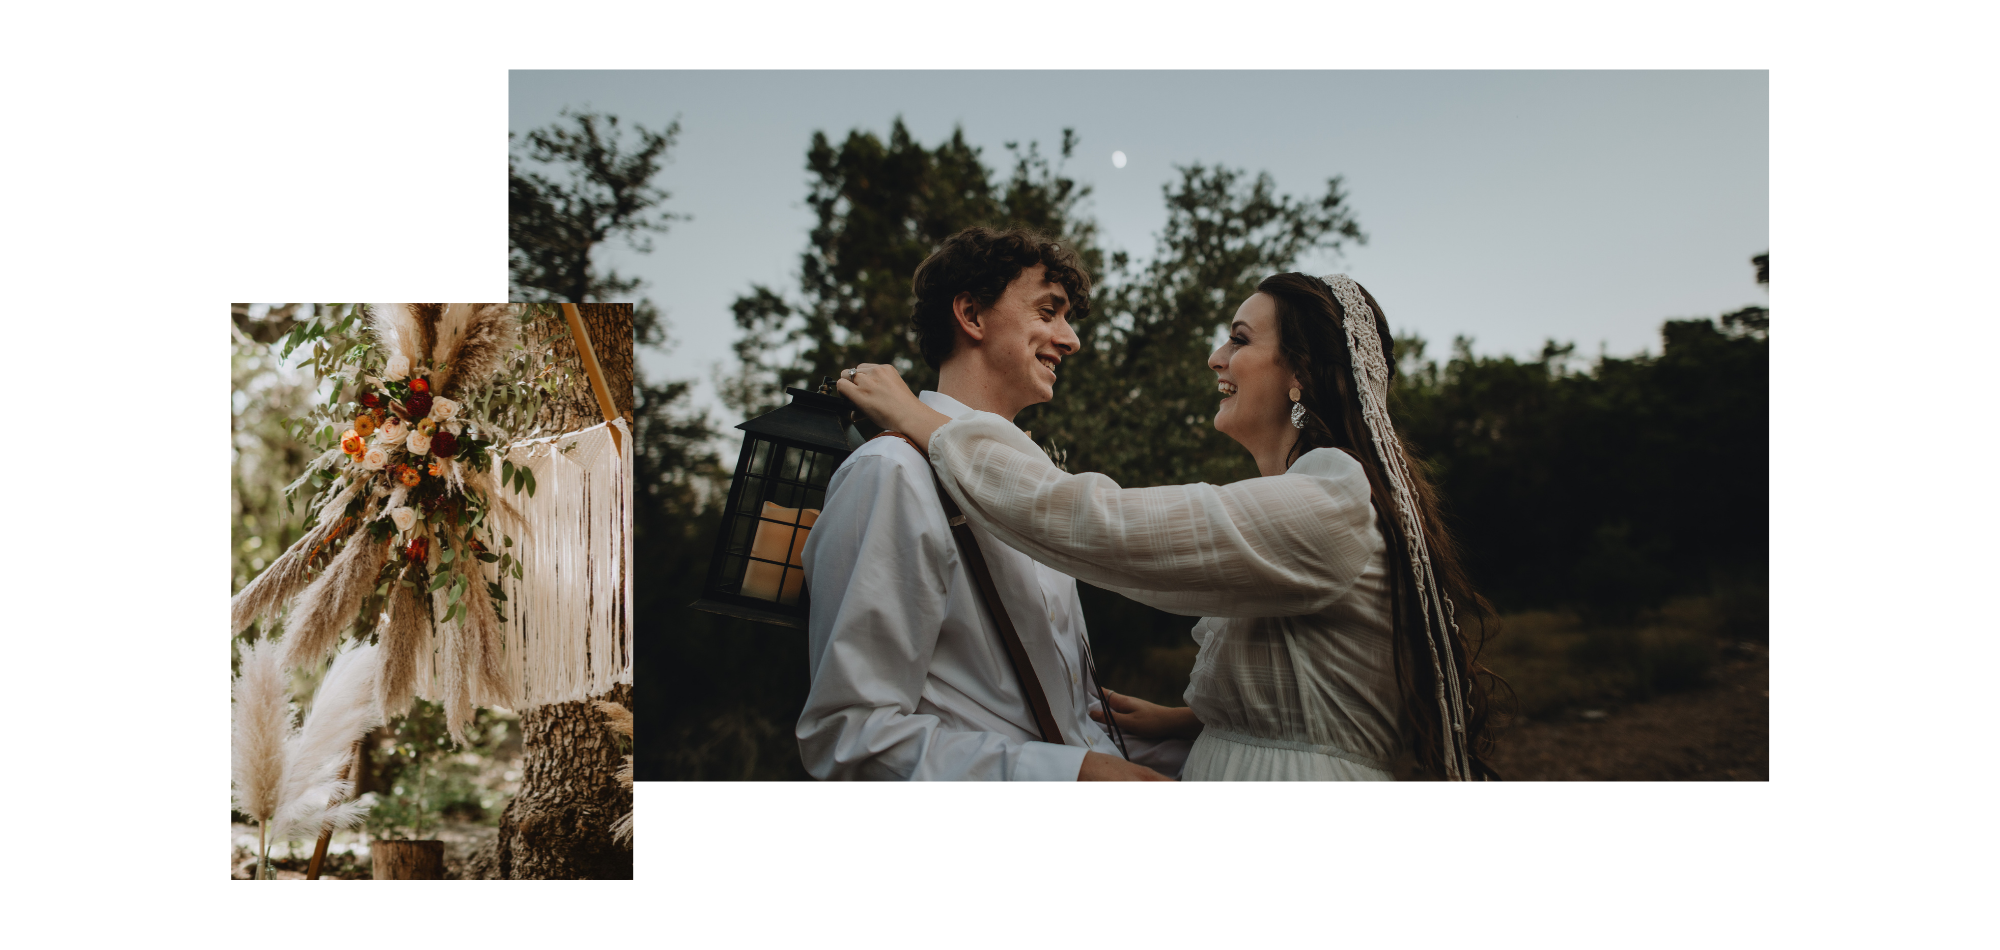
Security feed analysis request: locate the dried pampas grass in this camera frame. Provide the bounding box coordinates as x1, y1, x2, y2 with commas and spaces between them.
271, 644, 384, 843
433, 611, 477, 747
432, 304, 519, 397
229, 479, 359, 635
232, 639, 290, 824
281, 529, 390, 671
368, 303, 422, 371
464, 565, 514, 710
594, 700, 632, 742
595, 700, 634, 849
374, 576, 428, 721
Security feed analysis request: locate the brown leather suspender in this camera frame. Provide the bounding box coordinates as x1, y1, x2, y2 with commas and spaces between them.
870, 430, 1066, 746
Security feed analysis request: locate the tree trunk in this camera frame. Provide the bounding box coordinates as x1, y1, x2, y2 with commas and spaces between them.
373, 840, 444, 879
495, 304, 635, 879
498, 682, 633, 879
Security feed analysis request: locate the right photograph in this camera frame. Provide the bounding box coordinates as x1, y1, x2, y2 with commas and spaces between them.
511, 70, 1768, 780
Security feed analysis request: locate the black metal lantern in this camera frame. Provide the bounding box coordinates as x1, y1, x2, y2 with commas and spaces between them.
692, 380, 865, 628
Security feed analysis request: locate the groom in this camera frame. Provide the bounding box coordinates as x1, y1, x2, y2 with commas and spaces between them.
796, 227, 1187, 780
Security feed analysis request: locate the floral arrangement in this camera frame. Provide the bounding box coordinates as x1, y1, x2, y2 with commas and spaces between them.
232, 304, 560, 744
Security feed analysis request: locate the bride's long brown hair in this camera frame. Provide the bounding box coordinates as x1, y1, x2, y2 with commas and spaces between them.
1258, 272, 1507, 779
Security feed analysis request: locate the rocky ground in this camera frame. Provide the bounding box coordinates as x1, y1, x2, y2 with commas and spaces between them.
1486, 638, 1768, 781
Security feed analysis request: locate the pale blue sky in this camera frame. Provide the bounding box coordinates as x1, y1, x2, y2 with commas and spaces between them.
509, 71, 1767, 423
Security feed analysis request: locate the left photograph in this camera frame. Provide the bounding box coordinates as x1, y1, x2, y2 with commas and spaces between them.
230, 303, 634, 880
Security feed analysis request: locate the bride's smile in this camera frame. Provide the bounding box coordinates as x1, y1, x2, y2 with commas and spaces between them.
1208, 292, 1305, 478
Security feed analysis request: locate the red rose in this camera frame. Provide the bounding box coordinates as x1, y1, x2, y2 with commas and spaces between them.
405, 535, 428, 562
360, 391, 382, 409
430, 430, 458, 458
410, 377, 430, 394
406, 392, 433, 420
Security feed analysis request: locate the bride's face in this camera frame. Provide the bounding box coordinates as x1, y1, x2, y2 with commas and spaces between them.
1209, 292, 1299, 450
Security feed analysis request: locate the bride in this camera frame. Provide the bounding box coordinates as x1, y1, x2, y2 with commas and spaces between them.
839, 273, 1502, 780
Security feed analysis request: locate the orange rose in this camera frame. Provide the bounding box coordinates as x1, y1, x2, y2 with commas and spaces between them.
409, 377, 430, 394
353, 414, 377, 438
397, 465, 422, 488
341, 429, 364, 455
427, 460, 443, 477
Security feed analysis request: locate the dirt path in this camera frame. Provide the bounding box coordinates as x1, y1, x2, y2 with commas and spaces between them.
1486, 640, 1768, 781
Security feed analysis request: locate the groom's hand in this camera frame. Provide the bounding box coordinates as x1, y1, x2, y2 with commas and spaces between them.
1077, 751, 1173, 781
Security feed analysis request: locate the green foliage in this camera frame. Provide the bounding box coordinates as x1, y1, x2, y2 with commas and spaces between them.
365, 701, 520, 839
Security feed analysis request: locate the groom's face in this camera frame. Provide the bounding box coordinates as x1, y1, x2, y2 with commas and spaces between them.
955, 263, 1081, 414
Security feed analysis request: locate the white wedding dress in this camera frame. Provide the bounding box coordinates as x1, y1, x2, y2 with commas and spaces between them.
929, 413, 1401, 781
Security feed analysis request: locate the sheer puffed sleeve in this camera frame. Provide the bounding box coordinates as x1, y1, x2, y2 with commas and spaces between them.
928, 411, 1381, 618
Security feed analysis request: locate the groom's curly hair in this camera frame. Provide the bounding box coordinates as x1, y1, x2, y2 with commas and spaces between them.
910, 227, 1092, 369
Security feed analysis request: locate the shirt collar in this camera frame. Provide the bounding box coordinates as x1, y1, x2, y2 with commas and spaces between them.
918, 390, 977, 420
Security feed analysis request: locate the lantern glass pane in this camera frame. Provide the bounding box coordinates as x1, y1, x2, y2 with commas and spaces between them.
734, 476, 766, 516
804, 487, 825, 511
769, 479, 801, 509
749, 439, 773, 476
723, 514, 754, 557
716, 555, 748, 594
781, 445, 804, 481
777, 564, 803, 606
808, 450, 835, 486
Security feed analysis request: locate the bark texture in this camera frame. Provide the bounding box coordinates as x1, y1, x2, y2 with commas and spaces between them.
373, 840, 445, 879
498, 681, 633, 879
494, 304, 635, 879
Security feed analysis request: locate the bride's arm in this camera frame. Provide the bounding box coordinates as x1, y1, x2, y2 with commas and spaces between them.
929, 411, 1379, 618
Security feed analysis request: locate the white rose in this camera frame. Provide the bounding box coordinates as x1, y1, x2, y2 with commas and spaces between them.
388, 507, 417, 534
360, 446, 388, 470
379, 417, 408, 443
385, 354, 410, 381
430, 397, 460, 422
444, 419, 462, 435
406, 430, 432, 456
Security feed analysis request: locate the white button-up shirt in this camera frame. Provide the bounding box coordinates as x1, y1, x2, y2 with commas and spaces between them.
797, 391, 1127, 780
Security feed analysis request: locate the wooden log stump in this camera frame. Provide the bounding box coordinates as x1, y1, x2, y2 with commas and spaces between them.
372, 840, 444, 880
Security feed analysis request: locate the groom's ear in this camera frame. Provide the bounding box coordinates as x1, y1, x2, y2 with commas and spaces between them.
951, 291, 985, 341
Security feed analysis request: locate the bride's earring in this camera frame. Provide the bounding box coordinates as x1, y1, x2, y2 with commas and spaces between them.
1289, 387, 1306, 429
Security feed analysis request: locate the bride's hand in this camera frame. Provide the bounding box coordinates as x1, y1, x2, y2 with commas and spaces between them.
1091, 689, 1203, 741
836, 363, 948, 451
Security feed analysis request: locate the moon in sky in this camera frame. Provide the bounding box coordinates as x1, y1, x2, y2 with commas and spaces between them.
1112, 150, 1127, 169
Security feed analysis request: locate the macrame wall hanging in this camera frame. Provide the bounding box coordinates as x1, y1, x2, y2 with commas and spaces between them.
230, 303, 631, 746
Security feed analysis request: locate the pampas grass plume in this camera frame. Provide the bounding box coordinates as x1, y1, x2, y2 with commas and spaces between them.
232, 639, 290, 822
271, 643, 385, 843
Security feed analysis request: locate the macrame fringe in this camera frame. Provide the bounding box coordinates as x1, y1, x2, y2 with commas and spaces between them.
494, 417, 633, 708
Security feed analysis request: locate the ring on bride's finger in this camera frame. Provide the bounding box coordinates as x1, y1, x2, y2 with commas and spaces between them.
841, 368, 855, 379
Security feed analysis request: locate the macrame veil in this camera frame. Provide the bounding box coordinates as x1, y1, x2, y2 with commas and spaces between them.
1319, 274, 1474, 780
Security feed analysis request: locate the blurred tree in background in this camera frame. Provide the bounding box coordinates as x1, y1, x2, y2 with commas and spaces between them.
509, 108, 680, 347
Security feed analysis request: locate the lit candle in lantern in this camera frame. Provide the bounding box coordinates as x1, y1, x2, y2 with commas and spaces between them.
740, 501, 819, 605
